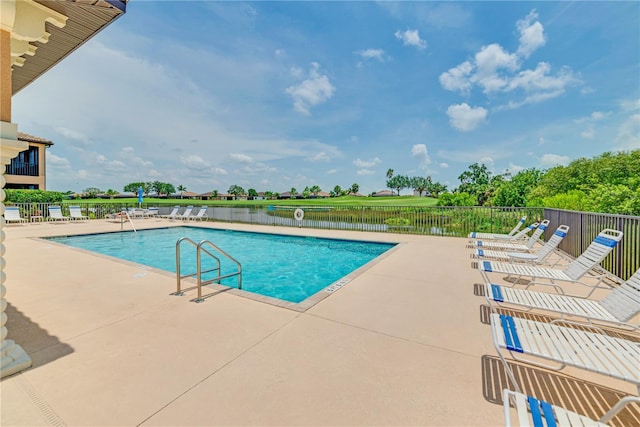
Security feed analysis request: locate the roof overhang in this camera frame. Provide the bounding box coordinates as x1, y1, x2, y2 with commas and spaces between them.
8, 0, 127, 95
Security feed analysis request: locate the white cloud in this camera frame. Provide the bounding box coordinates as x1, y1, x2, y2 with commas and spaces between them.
353, 157, 381, 168
411, 144, 432, 168
306, 152, 331, 162
439, 9, 578, 118
47, 153, 72, 170
326, 169, 337, 175
55, 127, 92, 145
213, 167, 228, 175
394, 29, 427, 50
581, 128, 595, 139
104, 160, 127, 172
516, 9, 546, 58
181, 155, 210, 170
439, 61, 474, 94
507, 162, 525, 175
614, 113, 640, 150
620, 98, 640, 112
121, 146, 153, 168
285, 62, 335, 115
540, 153, 570, 167
575, 111, 610, 123
229, 153, 254, 163
439, 162, 449, 168
355, 48, 386, 61
474, 44, 519, 94
357, 169, 375, 176
479, 156, 495, 174
447, 103, 488, 131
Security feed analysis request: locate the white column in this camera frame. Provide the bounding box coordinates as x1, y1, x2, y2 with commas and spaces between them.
0, 0, 67, 378
0, 122, 31, 378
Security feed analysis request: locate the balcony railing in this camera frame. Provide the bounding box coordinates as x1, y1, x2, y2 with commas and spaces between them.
6, 161, 38, 176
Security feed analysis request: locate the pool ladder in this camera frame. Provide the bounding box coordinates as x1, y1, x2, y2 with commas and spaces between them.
174, 237, 242, 303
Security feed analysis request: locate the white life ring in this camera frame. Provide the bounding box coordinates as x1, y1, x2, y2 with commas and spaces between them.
294, 208, 304, 221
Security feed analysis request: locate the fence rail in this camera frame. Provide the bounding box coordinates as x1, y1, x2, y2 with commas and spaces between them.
544, 208, 639, 281
7, 202, 637, 280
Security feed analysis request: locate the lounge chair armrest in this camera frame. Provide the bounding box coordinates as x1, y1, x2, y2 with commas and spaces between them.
524, 280, 566, 295
600, 396, 640, 423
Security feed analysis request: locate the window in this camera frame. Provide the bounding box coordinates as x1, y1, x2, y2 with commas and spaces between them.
6, 146, 39, 176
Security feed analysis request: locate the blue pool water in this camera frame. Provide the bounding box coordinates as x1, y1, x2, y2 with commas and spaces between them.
48, 227, 395, 303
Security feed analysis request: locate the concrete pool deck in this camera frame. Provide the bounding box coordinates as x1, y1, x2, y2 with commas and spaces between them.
1, 220, 638, 426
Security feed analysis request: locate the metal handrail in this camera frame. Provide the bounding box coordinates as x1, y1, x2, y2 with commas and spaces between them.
175, 237, 221, 296
174, 237, 242, 302
195, 240, 242, 302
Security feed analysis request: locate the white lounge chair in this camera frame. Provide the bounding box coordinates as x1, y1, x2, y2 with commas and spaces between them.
469, 222, 541, 244
177, 206, 194, 221
490, 313, 640, 394
473, 224, 569, 264
128, 208, 146, 219
145, 207, 159, 219
188, 208, 208, 221
3, 206, 27, 225
47, 205, 71, 222
160, 206, 180, 220
476, 229, 624, 296
468, 216, 526, 239
469, 221, 548, 250
69, 205, 89, 222
502, 389, 640, 427
485, 268, 640, 331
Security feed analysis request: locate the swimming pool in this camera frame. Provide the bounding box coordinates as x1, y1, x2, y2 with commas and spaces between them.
48, 227, 395, 304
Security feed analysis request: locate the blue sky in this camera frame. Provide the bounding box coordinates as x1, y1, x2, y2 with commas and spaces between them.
13, 1, 640, 195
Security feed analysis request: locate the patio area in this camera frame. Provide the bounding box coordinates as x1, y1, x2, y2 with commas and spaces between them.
1, 220, 638, 426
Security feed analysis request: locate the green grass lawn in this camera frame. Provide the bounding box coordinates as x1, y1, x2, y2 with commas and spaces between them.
65, 195, 440, 207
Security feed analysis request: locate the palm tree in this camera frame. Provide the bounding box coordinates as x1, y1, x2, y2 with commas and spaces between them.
386, 168, 394, 179
290, 187, 297, 199
350, 183, 359, 195
177, 185, 187, 199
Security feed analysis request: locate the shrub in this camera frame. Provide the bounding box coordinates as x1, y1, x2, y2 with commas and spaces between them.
4, 189, 64, 204
384, 217, 410, 226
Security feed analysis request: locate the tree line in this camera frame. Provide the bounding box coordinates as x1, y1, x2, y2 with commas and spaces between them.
439, 150, 639, 215
384, 169, 448, 197
84, 149, 639, 215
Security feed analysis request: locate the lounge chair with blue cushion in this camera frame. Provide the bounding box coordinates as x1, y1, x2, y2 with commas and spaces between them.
468, 216, 526, 239
485, 268, 640, 331
47, 205, 71, 222
473, 224, 568, 264
490, 313, 640, 395
469, 220, 539, 242
476, 229, 624, 297
69, 205, 89, 222
3, 206, 27, 225
469, 220, 548, 251
502, 389, 640, 427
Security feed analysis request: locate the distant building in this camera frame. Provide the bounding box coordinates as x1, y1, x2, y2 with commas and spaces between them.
373, 190, 395, 197
4, 132, 53, 190
413, 190, 431, 197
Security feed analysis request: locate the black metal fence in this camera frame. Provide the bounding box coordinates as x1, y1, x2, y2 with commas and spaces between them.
8, 202, 638, 280
544, 208, 639, 281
